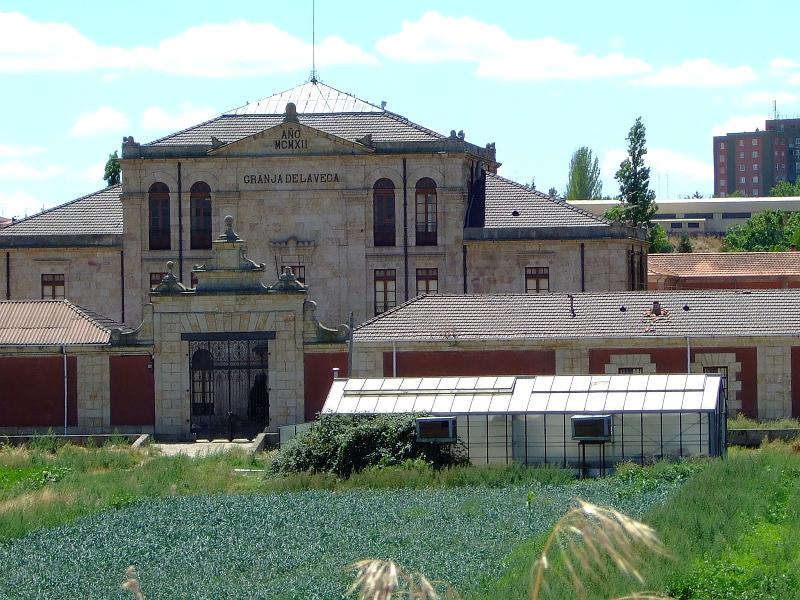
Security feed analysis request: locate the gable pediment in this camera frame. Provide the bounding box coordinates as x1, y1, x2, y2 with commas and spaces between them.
208, 121, 373, 158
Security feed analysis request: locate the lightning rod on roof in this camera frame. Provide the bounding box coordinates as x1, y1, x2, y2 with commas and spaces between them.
309, 0, 318, 83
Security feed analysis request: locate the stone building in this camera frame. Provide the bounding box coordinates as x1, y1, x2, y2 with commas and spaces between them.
0, 82, 647, 328
339, 290, 800, 420
0, 216, 348, 439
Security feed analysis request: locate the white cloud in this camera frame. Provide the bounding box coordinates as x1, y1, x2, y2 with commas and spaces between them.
0, 160, 66, 181
602, 148, 711, 186
141, 103, 217, 131
0, 144, 45, 158
740, 91, 798, 107
636, 59, 757, 87
376, 12, 651, 81
0, 12, 376, 76
790, 73, 800, 86
770, 57, 799, 75
0, 190, 43, 219
69, 107, 129, 138
76, 162, 106, 183
711, 114, 769, 137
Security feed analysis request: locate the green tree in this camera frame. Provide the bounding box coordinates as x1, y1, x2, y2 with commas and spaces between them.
103, 150, 121, 186
547, 186, 559, 199
677, 233, 693, 253
722, 210, 800, 251
565, 146, 602, 200
768, 180, 800, 197
606, 117, 657, 227
649, 224, 673, 253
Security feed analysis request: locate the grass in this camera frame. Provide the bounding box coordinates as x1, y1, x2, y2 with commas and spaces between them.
0, 462, 687, 599
0, 443, 575, 542
728, 413, 800, 430
2, 442, 798, 598
476, 441, 800, 599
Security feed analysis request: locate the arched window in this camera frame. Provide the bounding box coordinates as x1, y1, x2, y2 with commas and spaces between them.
190, 181, 212, 250
148, 182, 171, 250
373, 178, 395, 247
415, 178, 437, 246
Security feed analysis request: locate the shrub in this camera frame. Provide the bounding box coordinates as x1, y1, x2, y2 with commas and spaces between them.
271, 414, 468, 477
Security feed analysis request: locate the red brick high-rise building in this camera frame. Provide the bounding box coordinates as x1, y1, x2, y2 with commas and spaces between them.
713, 118, 800, 197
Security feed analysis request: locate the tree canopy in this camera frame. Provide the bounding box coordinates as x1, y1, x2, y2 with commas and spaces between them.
768, 180, 800, 197
565, 147, 602, 200
722, 210, 800, 251
606, 117, 657, 227
104, 151, 121, 186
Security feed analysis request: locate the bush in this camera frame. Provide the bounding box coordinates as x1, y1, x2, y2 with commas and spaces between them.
271, 414, 468, 477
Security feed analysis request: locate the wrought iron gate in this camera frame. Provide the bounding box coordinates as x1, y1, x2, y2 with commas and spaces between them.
188, 334, 271, 440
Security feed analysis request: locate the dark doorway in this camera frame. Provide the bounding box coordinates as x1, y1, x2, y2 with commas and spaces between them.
187, 335, 271, 440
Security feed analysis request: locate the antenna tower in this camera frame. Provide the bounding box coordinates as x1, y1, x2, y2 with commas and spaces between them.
309, 0, 318, 83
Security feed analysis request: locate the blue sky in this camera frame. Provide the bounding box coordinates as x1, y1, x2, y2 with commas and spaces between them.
1, 0, 799, 218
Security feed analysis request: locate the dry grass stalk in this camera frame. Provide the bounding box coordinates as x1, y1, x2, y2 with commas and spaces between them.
530, 500, 671, 600
121, 565, 145, 600
347, 559, 459, 600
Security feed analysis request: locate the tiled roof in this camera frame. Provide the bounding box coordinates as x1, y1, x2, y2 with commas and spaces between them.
146, 82, 445, 148
483, 174, 610, 228
0, 300, 124, 345
0, 185, 122, 239
354, 289, 800, 342
226, 81, 384, 115
145, 112, 445, 147
648, 252, 800, 278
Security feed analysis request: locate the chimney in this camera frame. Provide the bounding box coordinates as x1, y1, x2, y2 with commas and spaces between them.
332, 368, 340, 379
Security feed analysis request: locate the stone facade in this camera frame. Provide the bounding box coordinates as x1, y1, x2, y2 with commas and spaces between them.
1, 247, 124, 322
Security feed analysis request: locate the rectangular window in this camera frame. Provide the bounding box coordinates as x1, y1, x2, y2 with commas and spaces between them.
670, 222, 683, 229
739, 139, 744, 147
752, 138, 758, 146
415, 191, 437, 246
618, 367, 644, 374
374, 269, 396, 316
752, 151, 759, 158
149, 272, 167, 290
654, 213, 677, 219
739, 164, 745, 172
525, 267, 549, 293
753, 163, 759, 171
281, 265, 306, 284
740, 176, 746, 184
720, 142, 725, 150
718, 154, 725, 162
688, 222, 700, 229
739, 151, 744, 159
703, 366, 729, 400
753, 189, 759, 196
415, 268, 438, 296
753, 176, 759, 184
685, 212, 713, 219
41, 273, 65, 299
719, 180, 726, 187
723, 212, 751, 219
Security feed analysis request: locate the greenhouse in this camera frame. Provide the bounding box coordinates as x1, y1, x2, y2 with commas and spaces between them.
321, 373, 726, 472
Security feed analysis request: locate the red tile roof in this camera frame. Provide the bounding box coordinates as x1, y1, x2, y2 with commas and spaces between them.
648, 252, 800, 278
0, 300, 123, 346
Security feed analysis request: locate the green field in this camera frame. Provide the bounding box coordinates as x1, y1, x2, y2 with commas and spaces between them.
0, 441, 798, 598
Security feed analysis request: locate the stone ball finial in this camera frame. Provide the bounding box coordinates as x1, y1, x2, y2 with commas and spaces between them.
166, 260, 174, 272
224, 215, 234, 227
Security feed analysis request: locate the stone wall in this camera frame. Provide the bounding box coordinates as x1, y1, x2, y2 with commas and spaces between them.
465, 238, 645, 294
2, 247, 124, 323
